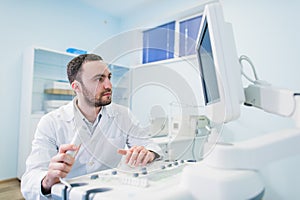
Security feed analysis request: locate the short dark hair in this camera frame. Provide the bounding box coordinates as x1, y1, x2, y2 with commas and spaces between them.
67, 53, 103, 84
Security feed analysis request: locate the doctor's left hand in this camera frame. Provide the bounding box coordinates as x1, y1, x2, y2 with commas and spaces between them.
117, 146, 156, 167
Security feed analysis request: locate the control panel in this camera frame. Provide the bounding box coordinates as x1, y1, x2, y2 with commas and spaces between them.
52, 160, 194, 200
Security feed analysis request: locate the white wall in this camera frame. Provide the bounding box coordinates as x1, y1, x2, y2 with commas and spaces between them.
221, 0, 299, 92
0, 0, 121, 180
120, 0, 213, 31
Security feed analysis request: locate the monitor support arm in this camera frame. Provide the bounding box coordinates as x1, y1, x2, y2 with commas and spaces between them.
203, 84, 300, 170
244, 82, 300, 128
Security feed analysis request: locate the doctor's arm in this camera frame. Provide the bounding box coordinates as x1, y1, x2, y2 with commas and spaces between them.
21, 115, 77, 199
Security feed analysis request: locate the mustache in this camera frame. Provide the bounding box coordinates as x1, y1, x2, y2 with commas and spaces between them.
101, 88, 112, 95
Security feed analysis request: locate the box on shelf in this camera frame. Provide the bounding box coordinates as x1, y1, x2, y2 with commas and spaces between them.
44, 81, 74, 95
44, 100, 71, 113
45, 81, 71, 90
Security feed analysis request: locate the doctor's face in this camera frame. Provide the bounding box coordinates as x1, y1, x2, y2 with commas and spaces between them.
78, 60, 112, 107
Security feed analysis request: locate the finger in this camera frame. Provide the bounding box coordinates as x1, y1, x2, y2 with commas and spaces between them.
126, 146, 137, 153
48, 164, 71, 180
128, 149, 139, 166
117, 149, 127, 155
124, 146, 139, 164
126, 146, 145, 166
49, 162, 72, 174
125, 150, 133, 164
135, 149, 147, 166
61, 154, 75, 165
142, 151, 155, 166
50, 153, 63, 163
51, 153, 75, 165
133, 146, 144, 152
51, 169, 69, 179
59, 144, 78, 154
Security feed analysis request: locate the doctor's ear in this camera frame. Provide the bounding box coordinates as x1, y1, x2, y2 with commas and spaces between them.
71, 80, 81, 92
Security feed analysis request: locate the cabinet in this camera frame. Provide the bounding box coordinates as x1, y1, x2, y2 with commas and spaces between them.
17, 46, 130, 179
17, 47, 76, 179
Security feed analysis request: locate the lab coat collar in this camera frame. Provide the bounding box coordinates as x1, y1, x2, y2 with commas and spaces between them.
103, 103, 116, 118
58, 98, 116, 122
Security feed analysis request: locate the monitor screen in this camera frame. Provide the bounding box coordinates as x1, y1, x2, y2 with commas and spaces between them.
196, 3, 245, 124
198, 20, 220, 105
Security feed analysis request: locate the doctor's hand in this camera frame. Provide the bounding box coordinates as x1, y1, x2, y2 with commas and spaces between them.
41, 144, 79, 195
117, 146, 156, 167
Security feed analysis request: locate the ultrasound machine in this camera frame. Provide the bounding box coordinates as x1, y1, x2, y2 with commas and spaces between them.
51, 2, 300, 200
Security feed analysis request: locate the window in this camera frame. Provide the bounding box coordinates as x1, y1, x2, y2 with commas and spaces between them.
142, 15, 202, 64
143, 21, 175, 64
179, 15, 202, 57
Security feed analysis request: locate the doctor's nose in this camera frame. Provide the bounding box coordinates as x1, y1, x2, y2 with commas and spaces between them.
103, 78, 112, 90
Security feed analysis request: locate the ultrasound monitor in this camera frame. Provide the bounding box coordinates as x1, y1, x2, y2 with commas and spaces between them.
196, 3, 245, 124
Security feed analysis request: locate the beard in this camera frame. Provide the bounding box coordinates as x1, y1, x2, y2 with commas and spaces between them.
81, 83, 112, 107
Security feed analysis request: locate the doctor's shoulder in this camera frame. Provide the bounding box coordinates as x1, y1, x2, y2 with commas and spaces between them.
39, 102, 73, 124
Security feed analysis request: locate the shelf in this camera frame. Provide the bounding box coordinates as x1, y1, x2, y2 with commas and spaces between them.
44, 88, 74, 95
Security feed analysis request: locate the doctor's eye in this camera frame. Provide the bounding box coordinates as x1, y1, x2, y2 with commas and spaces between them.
98, 77, 104, 82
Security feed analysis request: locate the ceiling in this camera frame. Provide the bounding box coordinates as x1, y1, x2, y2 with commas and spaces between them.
79, 0, 162, 18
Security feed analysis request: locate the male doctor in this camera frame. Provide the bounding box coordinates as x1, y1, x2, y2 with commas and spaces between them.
21, 54, 163, 199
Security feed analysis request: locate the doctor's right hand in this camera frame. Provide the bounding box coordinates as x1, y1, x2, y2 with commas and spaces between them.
41, 144, 79, 195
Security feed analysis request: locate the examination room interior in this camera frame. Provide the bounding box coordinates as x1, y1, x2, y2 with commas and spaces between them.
0, 0, 299, 199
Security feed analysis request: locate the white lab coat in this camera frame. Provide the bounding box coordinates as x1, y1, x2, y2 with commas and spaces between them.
21, 101, 163, 200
